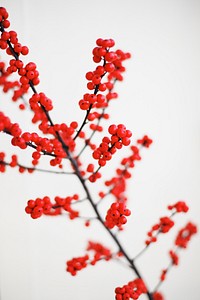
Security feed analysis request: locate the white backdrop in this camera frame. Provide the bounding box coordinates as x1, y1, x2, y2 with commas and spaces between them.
0, 1, 200, 300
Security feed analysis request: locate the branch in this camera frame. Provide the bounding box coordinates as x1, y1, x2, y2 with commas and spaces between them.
0, 160, 75, 175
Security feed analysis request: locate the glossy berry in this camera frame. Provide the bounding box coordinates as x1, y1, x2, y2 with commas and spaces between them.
105, 202, 131, 229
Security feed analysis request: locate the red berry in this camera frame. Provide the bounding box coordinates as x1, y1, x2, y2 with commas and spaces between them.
21, 46, 29, 55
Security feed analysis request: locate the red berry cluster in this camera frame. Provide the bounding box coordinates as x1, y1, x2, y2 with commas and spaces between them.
0, 61, 28, 109
120, 145, 141, 169
101, 144, 146, 210
145, 200, 191, 246
168, 201, 189, 213
53, 194, 79, 219
0, 65, 18, 89
115, 278, 147, 300
87, 170, 102, 183
86, 241, 112, 265
145, 217, 174, 245
1, 91, 74, 168
79, 38, 130, 113
66, 255, 89, 276
159, 217, 175, 233
93, 38, 115, 62
0, 9, 57, 137
66, 241, 113, 275
0, 7, 10, 28
137, 135, 153, 148
175, 222, 197, 248
92, 124, 132, 167
0, 8, 38, 106
9, 154, 19, 167
105, 202, 131, 229
0, 111, 68, 167
29, 92, 53, 120
0, 7, 28, 55
104, 145, 141, 199
25, 194, 79, 219
7, 60, 39, 91
87, 124, 132, 182
0, 111, 28, 148
108, 124, 132, 146
25, 196, 54, 219
76, 38, 131, 153
153, 223, 197, 299
79, 93, 107, 110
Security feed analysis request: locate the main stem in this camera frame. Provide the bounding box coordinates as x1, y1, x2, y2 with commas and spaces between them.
67, 151, 153, 300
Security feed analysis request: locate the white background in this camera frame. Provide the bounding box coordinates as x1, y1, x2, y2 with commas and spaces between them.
0, 1, 200, 299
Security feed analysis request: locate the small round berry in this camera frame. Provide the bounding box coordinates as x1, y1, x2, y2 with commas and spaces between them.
98, 83, 107, 91
108, 124, 117, 135
27, 200, 35, 208
85, 71, 93, 80
98, 159, 106, 166
21, 46, 29, 55
96, 38, 103, 46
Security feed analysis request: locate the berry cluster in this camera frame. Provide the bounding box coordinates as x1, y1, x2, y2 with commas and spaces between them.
25, 194, 79, 219
7, 60, 39, 90
0, 9, 57, 139
145, 201, 191, 246
137, 135, 153, 148
0, 110, 72, 168
25, 196, 54, 219
104, 144, 142, 202
145, 217, 174, 245
0, 60, 23, 99
105, 202, 131, 229
0, 61, 28, 109
66, 241, 112, 275
86, 241, 112, 265
0, 7, 10, 28
87, 124, 132, 182
29, 92, 53, 123
79, 92, 107, 110
115, 278, 147, 300
0, 8, 39, 108
0, 7, 28, 55
168, 201, 188, 213
154, 222, 197, 297
92, 124, 132, 167
175, 222, 197, 248
84, 38, 130, 98
66, 255, 89, 276
77, 37, 131, 155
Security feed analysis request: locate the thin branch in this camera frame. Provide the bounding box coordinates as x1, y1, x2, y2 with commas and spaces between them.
2, 130, 58, 157
133, 211, 177, 262
0, 160, 75, 175
73, 105, 93, 141
152, 247, 180, 293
